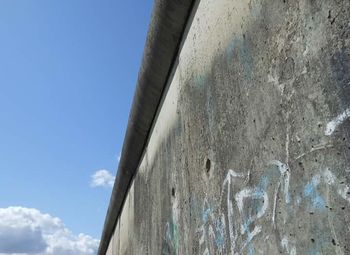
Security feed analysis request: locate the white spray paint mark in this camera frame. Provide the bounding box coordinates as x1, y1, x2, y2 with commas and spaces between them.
323, 168, 336, 185
286, 131, 290, 161
223, 170, 244, 255
286, 110, 291, 163
208, 225, 216, 254
284, 171, 291, 204
199, 225, 206, 245
312, 174, 321, 186
281, 237, 289, 251
270, 160, 291, 204
302, 169, 350, 208
198, 198, 225, 255
301, 66, 308, 74
270, 160, 288, 174
267, 73, 278, 85
235, 188, 268, 236
269, 160, 290, 226
220, 213, 227, 252
281, 236, 297, 255
272, 183, 280, 227
296, 196, 302, 206
295, 143, 333, 160
226, 178, 236, 255
322, 169, 350, 204
325, 107, 350, 136
239, 225, 262, 254
338, 186, 350, 204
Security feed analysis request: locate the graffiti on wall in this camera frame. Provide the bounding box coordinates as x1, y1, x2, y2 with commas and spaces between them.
162, 217, 179, 255
196, 110, 350, 255
162, 108, 350, 255
197, 160, 294, 255
199, 109, 350, 255
197, 163, 349, 254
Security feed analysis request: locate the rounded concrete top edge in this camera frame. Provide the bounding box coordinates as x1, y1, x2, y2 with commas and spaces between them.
97, 1, 196, 254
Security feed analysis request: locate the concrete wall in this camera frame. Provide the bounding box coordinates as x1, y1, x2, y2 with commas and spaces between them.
106, 0, 350, 254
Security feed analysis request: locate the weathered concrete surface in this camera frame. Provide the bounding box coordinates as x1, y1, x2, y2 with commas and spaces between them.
98, 2, 195, 253
106, 0, 350, 254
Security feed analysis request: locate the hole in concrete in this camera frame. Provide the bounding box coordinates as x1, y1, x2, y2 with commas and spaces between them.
205, 158, 211, 173
172, 188, 175, 197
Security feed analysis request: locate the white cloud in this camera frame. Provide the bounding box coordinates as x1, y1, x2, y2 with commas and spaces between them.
90, 170, 115, 188
0, 206, 99, 255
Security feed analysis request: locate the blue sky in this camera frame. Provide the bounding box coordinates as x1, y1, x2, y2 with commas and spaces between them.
0, 1, 153, 253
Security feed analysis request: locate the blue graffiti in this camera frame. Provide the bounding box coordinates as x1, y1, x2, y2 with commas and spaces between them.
202, 207, 211, 223
248, 245, 255, 255
303, 176, 326, 210
215, 219, 225, 248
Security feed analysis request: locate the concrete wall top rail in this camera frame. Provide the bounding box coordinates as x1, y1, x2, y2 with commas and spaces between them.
98, 1, 195, 254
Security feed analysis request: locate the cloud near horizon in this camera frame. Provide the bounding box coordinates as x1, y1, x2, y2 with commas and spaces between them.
0, 206, 99, 255
90, 170, 115, 188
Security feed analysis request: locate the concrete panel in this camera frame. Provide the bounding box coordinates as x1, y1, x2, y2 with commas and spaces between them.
106, 0, 350, 254
118, 184, 134, 254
